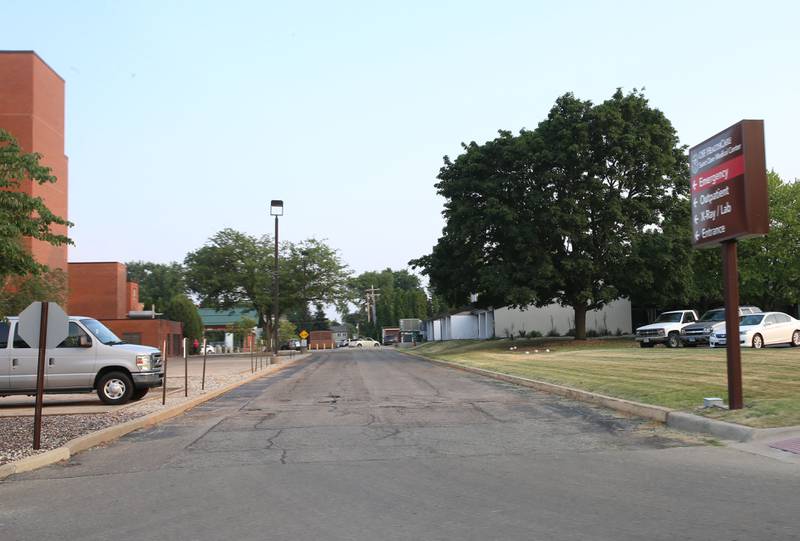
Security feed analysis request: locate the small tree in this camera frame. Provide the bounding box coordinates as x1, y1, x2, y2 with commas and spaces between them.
0, 269, 68, 319
278, 319, 298, 345
227, 316, 258, 344
164, 294, 204, 343
311, 303, 329, 330
0, 129, 72, 282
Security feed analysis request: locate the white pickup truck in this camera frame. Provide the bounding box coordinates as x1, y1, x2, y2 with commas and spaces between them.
635, 310, 699, 348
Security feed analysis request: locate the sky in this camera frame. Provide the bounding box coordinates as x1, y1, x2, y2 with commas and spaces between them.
3, 0, 799, 281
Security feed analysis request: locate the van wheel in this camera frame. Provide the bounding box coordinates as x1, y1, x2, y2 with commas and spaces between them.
97, 371, 134, 405
751, 334, 764, 349
791, 330, 800, 347
131, 387, 149, 401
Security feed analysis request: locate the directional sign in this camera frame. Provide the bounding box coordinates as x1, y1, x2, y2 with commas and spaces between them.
689, 120, 769, 248
299, 329, 309, 340
18, 301, 69, 348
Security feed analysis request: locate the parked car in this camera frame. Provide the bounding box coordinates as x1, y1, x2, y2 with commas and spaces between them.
281, 339, 301, 350
710, 312, 800, 349
199, 344, 215, 354
0, 316, 163, 405
635, 310, 698, 348
382, 335, 398, 346
679, 306, 761, 347
347, 337, 381, 348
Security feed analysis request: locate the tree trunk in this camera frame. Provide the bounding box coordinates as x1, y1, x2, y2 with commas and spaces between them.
574, 304, 587, 340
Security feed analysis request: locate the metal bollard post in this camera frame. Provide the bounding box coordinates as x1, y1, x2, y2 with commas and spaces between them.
183, 337, 188, 397
201, 338, 207, 391
162, 339, 168, 405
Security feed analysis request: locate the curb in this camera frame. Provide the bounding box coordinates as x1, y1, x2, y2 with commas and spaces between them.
666, 411, 755, 442
0, 354, 308, 481
404, 350, 756, 442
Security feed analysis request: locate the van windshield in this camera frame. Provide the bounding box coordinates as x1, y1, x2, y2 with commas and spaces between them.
80, 318, 125, 345
698, 310, 725, 322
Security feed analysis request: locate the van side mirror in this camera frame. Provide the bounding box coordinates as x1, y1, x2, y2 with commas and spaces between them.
80, 335, 92, 347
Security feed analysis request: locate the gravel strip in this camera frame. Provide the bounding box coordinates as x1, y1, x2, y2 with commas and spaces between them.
0, 371, 256, 465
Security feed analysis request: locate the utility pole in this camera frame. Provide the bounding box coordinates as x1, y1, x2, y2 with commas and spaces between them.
364, 285, 380, 325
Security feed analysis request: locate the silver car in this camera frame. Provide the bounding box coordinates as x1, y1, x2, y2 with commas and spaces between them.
0, 316, 163, 405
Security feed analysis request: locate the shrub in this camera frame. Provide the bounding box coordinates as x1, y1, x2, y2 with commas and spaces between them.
566, 328, 576, 337
546, 328, 561, 337
528, 329, 543, 338
586, 329, 599, 338
615, 328, 623, 336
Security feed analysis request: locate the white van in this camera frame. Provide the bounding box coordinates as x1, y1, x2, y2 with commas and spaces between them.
0, 316, 163, 405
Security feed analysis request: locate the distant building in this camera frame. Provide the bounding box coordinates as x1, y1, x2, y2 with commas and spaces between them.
423, 300, 632, 341
424, 309, 493, 341
68, 262, 183, 355
330, 325, 349, 346
197, 307, 259, 351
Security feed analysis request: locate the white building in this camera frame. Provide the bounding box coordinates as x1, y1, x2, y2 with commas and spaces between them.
424, 309, 494, 341
494, 298, 632, 338
424, 299, 632, 341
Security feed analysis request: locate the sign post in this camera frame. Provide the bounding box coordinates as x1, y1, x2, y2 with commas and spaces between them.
689, 120, 768, 410
18, 302, 69, 449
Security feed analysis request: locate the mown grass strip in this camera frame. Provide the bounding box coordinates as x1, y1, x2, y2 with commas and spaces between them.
412, 339, 800, 428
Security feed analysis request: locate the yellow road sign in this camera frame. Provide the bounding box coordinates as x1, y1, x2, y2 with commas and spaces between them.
299, 330, 309, 339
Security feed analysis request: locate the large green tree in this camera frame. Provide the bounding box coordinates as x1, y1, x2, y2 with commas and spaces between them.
738, 171, 800, 311
622, 170, 800, 316
0, 129, 72, 282
126, 261, 187, 311
184, 229, 349, 343
412, 90, 688, 339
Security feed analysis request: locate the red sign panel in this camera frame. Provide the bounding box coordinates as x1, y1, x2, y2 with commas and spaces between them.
689, 120, 768, 247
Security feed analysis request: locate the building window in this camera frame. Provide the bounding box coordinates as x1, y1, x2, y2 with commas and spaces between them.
122, 332, 142, 344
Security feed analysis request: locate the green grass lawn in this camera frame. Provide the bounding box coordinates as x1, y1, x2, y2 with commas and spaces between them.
411, 338, 800, 428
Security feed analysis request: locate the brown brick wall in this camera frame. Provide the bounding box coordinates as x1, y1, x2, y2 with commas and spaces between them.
309, 330, 335, 349
127, 282, 144, 312
68, 262, 128, 319
101, 319, 184, 356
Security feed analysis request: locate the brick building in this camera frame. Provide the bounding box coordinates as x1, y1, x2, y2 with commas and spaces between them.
68, 262, 183, 355
0, 51, 69, 273
1, 52, 183, 355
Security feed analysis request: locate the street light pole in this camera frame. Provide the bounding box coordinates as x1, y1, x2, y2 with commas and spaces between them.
270, 200, 283, 357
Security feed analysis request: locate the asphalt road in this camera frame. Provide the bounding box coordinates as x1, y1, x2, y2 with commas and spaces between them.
1, 349, 798, 540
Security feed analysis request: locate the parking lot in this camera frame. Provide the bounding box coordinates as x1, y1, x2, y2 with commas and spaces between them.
0, 353, 281, 417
